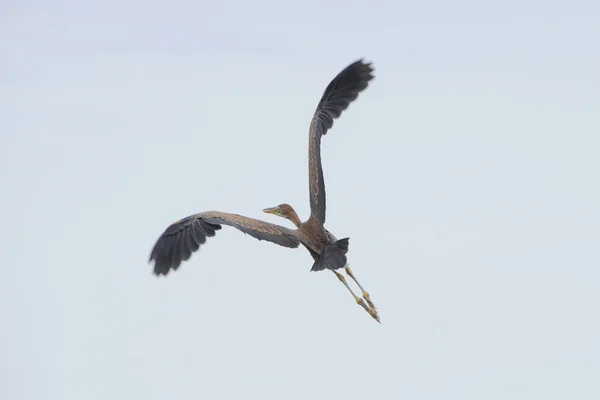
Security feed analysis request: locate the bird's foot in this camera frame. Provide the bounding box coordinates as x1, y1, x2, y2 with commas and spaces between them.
356, 297, 381, 323
333, 269, 380, 323
344, 266, 377, 311
362, 291, 377, 311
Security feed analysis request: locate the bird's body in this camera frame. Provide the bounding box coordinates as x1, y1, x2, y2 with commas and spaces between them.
265, 205, 348, 272
149, 59, 379, 321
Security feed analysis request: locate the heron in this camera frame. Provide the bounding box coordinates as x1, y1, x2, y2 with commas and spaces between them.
149, 59, 379, 322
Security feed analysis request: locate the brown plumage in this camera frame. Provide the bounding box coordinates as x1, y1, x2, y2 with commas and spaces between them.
150, 211, 301, 275
308, 60, 374, 225
149, 59, 379, 321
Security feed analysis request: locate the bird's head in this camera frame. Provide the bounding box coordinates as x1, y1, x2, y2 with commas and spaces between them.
262, 203, 294, 219
263, 203, 301, 227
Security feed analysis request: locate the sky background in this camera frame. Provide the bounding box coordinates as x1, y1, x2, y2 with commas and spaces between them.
2, 1, 599, 399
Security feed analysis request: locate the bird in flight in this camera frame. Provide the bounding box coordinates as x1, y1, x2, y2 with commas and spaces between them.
149, 59, 379, 322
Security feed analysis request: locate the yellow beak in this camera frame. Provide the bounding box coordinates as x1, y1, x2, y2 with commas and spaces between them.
262, 207, 280, 215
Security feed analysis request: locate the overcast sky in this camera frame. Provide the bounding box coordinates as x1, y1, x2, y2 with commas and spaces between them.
2, 1, 599, 399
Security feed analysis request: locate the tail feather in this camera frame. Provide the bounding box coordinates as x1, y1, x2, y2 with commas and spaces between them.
310, 238, 350, 272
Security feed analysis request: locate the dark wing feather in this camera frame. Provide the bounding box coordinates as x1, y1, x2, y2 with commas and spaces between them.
150, 211, 300, 275
308, 59, 374, 224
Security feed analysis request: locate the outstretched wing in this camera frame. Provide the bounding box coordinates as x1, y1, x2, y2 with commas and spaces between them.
308, 59, 374, 224
149, 211, 300, 275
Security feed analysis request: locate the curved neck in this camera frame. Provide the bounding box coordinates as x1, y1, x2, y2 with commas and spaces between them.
286, 209, 302, 228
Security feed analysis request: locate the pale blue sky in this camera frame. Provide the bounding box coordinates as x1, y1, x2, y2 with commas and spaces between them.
2, 1, 599, 399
